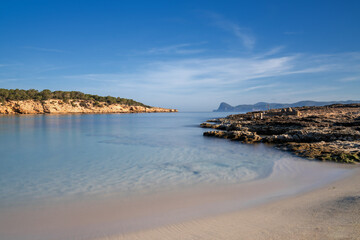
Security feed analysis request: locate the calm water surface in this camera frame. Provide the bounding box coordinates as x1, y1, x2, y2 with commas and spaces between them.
0, 112, 316, 207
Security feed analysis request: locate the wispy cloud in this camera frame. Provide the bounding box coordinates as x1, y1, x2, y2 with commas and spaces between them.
208, 13, 255, 50
29, 50, 360, 110
257, 46, 286, 58
65, 56, 292, 91
65, 52, 352, 93
339, 76, 360, 82
242, 83, 279, 92
22, 46, 65, 53
231, 26, 255, 50
142, 43, 206, 55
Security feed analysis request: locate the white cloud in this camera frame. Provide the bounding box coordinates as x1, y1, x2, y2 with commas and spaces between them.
64, 51, 360, 97
256, 46, 286, 58
146, 43, 206, 55
231, 26, 255, 50
242, 83, 278, 92
65, 56, 294, 91
38, 50, 360, 110
64, 54, 331, 93
339, 76, 360, 82
208, 13, 255, 50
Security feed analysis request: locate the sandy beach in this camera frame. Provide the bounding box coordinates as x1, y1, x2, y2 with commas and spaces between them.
98, 166, 360, 240
0, 156, 358, 240
0, 153, 358, 240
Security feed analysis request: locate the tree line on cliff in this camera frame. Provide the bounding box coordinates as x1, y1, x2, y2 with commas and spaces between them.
0, 89, 147, 106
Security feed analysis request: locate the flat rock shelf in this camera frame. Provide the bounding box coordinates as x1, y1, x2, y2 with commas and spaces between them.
201, 104, 360, 163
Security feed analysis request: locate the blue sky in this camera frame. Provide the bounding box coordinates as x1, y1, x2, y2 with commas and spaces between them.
1, 0, 360, 111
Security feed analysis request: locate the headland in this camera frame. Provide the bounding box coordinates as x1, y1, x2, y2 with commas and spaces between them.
0, 99, 177, 114
0, 89, 177, 114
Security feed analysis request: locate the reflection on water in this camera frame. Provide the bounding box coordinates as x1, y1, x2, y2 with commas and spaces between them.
1, 112, 286, 207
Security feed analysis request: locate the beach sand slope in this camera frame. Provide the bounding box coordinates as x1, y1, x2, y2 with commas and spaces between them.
99, 168, 360, 240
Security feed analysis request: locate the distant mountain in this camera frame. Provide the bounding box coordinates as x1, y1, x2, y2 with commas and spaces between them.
214, 100, 360, 112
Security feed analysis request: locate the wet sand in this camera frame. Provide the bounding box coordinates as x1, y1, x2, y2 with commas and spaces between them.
97, 166, 360, 240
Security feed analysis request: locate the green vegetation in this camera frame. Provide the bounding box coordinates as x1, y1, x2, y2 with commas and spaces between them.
0, 88, 148, 107
287, 142, 359, 163
336, 152, 359, 163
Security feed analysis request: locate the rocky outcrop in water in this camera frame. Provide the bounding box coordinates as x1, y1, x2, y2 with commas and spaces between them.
202, 104, 360, 163
0, 99, 177, 114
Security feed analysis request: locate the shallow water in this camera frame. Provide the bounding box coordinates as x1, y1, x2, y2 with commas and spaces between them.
0, 112, 282, 207
0, 112, 353, 240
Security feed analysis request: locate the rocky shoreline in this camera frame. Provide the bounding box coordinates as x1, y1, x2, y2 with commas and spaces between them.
0, 99, 177, 114
201, 104, 360, 163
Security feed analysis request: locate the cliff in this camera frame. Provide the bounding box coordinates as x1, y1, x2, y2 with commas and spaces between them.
0, 99, 177, 114
202, 104, 360, 163
214, 100, 360, 112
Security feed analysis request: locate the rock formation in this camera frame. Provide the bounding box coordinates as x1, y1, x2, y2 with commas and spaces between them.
214, 100, 360, 112
0, 99, 177, 114
202, 104, 360, 163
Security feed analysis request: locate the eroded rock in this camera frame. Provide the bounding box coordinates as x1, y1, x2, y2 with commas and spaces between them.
202, 104, 360, 163
0, 99, 177, 114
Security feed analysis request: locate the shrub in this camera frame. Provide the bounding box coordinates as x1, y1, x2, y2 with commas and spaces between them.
79, 101, 87, 108
0, 88, 147, 107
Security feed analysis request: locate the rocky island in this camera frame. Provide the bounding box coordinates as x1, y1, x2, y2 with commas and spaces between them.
202, 104, 360, 163
0, 89, 177, 114
214, 100, 360, 112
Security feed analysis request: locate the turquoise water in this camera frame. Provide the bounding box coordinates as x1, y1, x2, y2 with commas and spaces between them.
1, 112, 289, 208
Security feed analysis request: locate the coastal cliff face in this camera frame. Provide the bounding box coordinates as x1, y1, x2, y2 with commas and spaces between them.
202, 104, 360, 163
0, 99, 177, 114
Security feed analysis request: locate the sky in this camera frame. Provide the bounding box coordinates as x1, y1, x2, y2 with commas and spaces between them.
1, 0, 360, 111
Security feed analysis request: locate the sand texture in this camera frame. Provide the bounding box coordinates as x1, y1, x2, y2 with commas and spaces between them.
97, 167, 360, 240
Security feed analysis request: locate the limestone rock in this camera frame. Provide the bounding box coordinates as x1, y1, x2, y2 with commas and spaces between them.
0, 99, 177, 114
201, 103, 360, 163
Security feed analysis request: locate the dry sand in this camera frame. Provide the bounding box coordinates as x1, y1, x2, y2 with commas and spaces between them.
97, 167, 360, 240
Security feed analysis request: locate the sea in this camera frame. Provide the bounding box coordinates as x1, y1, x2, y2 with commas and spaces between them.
0, 112, 352, 240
